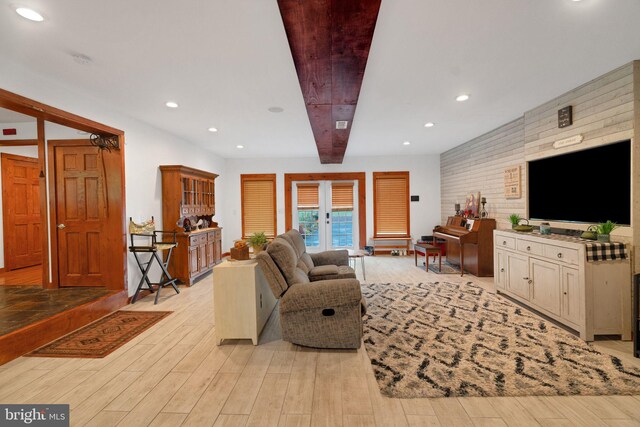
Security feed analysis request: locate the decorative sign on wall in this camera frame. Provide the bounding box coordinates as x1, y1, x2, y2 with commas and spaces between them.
558, 105, 573, 128
553, 134, 583, 149
504, 166, 521, 199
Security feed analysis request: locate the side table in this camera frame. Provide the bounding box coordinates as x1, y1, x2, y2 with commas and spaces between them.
213, 259, 277, 345
348, 249, 366, 281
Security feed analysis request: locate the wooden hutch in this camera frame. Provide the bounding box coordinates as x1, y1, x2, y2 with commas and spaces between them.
160, 165, 222, 285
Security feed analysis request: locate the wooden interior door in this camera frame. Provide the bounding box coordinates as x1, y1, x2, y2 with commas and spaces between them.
1, 153, 42, 271
54, 145, 107, 286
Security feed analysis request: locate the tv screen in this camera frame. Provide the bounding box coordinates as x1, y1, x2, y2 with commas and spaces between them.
528, 140, 631, 225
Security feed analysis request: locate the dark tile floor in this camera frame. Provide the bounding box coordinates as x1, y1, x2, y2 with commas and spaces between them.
0, 286, 112, 336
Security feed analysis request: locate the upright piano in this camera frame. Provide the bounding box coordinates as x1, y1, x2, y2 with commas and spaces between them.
433, 216, 496, 277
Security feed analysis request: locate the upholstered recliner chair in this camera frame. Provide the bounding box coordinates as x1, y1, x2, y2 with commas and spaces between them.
256, 229, 366, 349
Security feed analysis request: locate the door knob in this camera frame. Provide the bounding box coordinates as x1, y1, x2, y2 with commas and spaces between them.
57, 224, 66, 229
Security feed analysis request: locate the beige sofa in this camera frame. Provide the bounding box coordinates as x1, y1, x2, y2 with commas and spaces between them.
256, 229, 365, 349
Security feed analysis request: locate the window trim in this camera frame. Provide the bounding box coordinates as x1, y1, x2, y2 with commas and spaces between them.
240, 173, 277, 239
373, 171, 410, 238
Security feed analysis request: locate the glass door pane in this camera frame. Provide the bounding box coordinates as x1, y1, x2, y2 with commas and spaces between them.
293, 182, 324, 252
327, 181, 357, 250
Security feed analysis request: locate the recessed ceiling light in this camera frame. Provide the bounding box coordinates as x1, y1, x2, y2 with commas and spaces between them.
403, 141, 411, 146
456, 94, 470, 102
236, 145, 244, 149
16, 7, 44, 22
165, 101, 179, 108
208, 127, 218, 132
268, 107, 284, 113
424, 122, 435, 128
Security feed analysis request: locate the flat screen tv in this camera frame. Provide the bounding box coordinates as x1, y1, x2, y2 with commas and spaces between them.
528, 140, 631, 225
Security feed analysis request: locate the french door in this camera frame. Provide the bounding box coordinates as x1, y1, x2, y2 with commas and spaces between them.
292, 181, 358, 252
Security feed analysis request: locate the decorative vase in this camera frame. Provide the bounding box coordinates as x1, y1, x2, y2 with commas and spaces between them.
597, 234, 610, 243
252, 244, 265, 254
539, 222, 551, 235
512, 224, 517, 230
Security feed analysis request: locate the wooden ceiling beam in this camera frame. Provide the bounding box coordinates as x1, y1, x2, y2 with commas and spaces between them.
278, 0, 381, 164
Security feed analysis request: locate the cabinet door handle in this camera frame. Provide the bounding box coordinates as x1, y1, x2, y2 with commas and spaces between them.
500, 268, 505, 272
557, 253, 563, 259
523, 277, 529, 280
563, 292, 567, 295
528, 279, 533, 285
503, 241, 507, 245
526, 246, 531, 251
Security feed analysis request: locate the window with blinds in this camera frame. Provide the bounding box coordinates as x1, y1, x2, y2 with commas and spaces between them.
241, 174, 277, 238
373, 172, 410, 237
296, 183, 319, 210
331, 182, 353, 211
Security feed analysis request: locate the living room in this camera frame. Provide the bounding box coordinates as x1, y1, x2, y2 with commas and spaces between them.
1, 1, 640, 426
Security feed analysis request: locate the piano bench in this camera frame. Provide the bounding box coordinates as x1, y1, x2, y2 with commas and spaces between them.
370, 237, 413, 256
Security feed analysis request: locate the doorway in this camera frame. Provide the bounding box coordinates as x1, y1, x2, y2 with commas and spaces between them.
292, 180, 359, 252
48, 139, 124, 288
0, 108, 42, 286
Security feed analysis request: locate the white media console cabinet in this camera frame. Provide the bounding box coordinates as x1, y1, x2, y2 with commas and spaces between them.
494, 229, 631, 341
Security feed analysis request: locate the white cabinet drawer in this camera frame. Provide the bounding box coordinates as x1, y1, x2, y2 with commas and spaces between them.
517, 239, 544, 256
496, 236, 516, 250
543, 244, 579, 265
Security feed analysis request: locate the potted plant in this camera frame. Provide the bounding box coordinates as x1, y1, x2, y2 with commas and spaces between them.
247, 231, 268, 253
508, 214, 522, 230
596, 220, 618, 243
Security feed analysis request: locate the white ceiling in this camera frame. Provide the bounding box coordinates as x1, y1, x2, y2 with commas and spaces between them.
0, 107, 36, 124
0, 0, 639, 159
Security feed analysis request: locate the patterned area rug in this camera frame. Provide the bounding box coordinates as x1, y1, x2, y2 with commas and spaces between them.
27, 311, 172, 358
362, 281, 640, 398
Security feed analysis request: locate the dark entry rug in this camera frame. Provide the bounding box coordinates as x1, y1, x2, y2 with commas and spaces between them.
26, 310, 172, 358
361, 281, 640, 398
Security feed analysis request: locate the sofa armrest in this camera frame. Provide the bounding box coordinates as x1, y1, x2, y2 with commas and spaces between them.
280, 279, 361, 314
310, 250, 349, 267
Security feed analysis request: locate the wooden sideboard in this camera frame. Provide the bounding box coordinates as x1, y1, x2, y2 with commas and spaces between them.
494, 229, 631, 341
160, 165, 222, 285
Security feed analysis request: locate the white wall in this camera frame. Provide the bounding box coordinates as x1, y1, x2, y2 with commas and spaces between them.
0, 121, 36, 140
222, 155, 441, 251
0, 59, 226, 294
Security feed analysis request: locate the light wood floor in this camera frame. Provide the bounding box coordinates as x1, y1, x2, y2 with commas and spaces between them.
1, 256, 639, 427
0, 264, 42, 286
